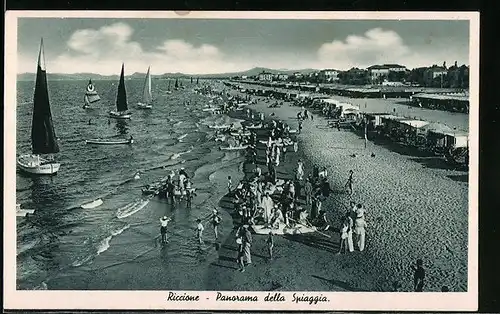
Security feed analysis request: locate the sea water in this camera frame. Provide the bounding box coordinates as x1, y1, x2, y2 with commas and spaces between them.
15, 79, 245, 289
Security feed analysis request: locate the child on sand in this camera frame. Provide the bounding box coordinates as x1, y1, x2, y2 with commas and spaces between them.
266, 231, 274, 260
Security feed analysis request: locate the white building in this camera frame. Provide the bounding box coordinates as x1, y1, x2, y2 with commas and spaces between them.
258, 71, 273, 81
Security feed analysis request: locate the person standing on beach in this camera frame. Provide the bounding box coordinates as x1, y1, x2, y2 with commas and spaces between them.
236, 236, 245, 272
345, 170, 354, 195
242, 225, 252, 265
298, 119, 303, 134
354, 216, 367, 252
411, 259, 425, 292
210, 209, 222, 240
266, 231, 274, 260
304, 178, 313, 206
311, 196, 321, 220
338, 220, 349, 254
296, 160, 304, 181
346, 213, 354, 252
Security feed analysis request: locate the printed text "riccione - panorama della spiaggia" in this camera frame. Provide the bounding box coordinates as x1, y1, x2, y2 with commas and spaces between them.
166, 292, 330, 304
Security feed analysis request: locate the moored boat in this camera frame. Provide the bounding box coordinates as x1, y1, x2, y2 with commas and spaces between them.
81, 198, 104, 209
83, 79, 101, 109
17, 38, 61, 175
85, 137, 134, 145
16, 204, 35, 217
219, 145, 248, 151
137, 66, 153, 109
252, 223, 317, 235
109, 63, 132, 119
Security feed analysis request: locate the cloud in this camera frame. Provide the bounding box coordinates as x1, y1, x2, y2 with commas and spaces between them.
316, 28, 469, 70
43, 22, 246, 75
317, 28, 411, 69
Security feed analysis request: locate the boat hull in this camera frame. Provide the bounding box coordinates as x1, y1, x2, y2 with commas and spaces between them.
86, 139, 133, 145
220, 145, 248, 151
252, 223, 317, 235
17, 155, 60, 175
109, 111, 131, 119
81, 198, 104, 209
137, 103, 152, 109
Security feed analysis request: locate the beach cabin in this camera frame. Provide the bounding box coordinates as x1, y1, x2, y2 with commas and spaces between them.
426, 129, 469, 165
338, 103, 360, 121
397, 119, 430, 146
379, 115, 407, 139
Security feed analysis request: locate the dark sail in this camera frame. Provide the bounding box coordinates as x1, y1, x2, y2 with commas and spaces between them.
31, 39, 59, 154
175, 79, 178, 89
116, 63, 128, 112
196, 77, 199, 84
190, 77, 193, 84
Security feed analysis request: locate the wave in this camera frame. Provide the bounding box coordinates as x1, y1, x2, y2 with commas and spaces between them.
177, 133, 188, 142
116, 199, 150, 219
170, 147, 193, 160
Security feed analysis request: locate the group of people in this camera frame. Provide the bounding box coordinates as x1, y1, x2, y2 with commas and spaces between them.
155, 168, 196, 207
338, 201, 368, 253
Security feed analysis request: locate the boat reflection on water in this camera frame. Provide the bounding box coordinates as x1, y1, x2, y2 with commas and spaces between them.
115, 119, 128, 135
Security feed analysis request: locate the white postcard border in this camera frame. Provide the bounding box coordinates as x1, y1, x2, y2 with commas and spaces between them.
4, 10, 479, 311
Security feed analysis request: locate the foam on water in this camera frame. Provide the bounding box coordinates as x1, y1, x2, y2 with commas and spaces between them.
116, 199, 150, 219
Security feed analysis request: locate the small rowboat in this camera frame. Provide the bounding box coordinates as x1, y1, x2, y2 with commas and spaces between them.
85, 138, 133, 145
209, 124, 231, 129
252, 223, 317, 235
230, 131, 251, 137
16, 204, 35, 217
220, 145, 248, 151
246, 124, 263, 130
81, 198, 103, 209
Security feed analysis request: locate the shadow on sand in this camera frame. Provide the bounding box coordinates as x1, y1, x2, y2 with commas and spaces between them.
311, 274, 364, 292
283, 234, 339, 254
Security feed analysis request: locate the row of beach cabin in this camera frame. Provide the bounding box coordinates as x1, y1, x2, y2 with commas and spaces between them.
224, 81, 469, 168
227, 80, 469, 114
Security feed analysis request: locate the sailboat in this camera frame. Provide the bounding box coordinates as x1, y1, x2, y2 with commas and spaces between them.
174, 78, 179, 90
83, 79, 101, 109
17, 38, 61, 175
109, 63, 131, 119
137, 66, 153, 109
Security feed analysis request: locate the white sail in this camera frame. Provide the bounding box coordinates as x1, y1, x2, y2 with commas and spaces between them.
142, 67, 152, 105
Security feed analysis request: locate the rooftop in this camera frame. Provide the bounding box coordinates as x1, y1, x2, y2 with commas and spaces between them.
367, 64, 407, 70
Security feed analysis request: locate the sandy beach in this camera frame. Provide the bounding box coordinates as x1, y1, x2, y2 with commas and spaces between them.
226, 92, 469, 292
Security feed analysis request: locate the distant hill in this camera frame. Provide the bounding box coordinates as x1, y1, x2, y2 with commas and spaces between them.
17, 67, 318, 81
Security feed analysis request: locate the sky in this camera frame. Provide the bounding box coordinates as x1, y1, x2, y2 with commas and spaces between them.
16, 18, 471, 75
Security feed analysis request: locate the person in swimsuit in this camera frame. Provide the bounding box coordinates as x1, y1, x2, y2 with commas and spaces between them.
211, 209, 222, 240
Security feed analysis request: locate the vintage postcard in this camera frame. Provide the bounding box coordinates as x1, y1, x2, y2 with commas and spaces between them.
4, 11, 479, 311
